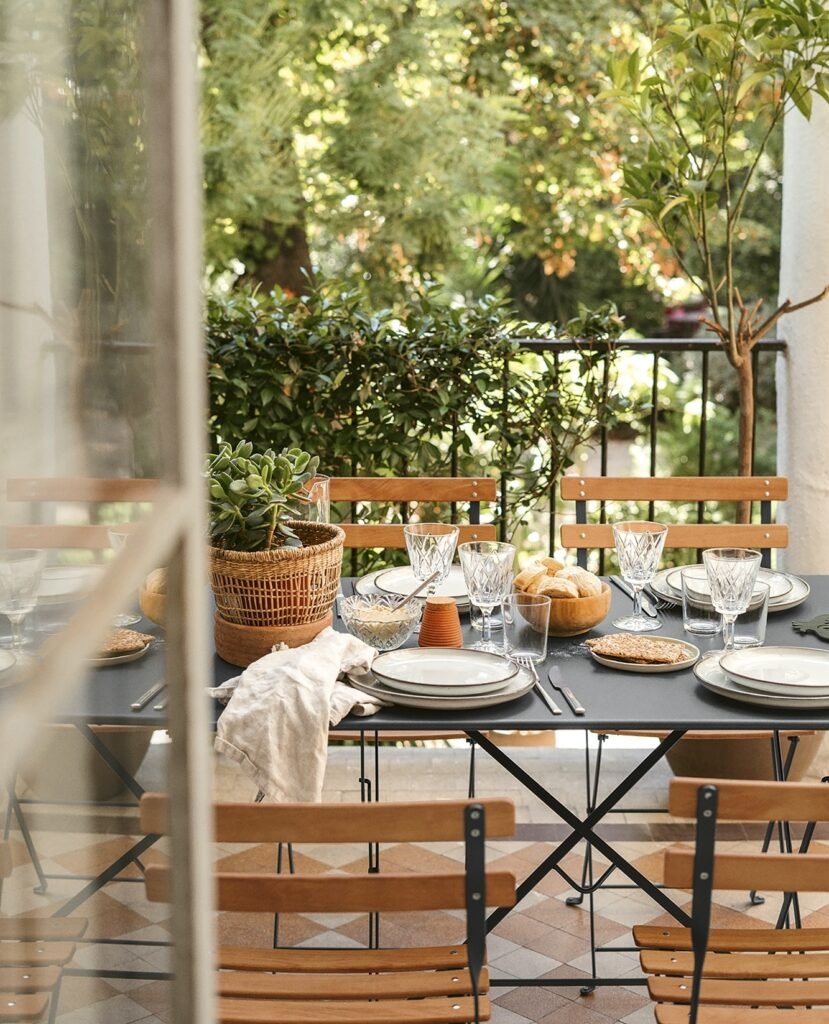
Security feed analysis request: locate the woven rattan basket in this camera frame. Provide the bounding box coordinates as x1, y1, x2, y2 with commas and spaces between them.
209, 520, 344, 630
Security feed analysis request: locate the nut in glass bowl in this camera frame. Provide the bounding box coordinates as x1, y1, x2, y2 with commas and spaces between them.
340, 594, 421, 651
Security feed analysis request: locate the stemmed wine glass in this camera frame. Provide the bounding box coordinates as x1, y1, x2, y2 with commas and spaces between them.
403, 524, 460, 597
0, 549, 47, 653
612, 521, 668, 632
702, 548, 762, 660
459, 541, 516, 652
108, 528, 142, 627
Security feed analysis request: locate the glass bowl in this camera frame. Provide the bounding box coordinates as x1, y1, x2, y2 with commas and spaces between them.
340, 594, 421, 651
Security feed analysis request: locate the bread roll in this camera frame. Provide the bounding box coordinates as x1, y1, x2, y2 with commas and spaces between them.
514, 565, 546, 592
144, 568, 167, 595
556, 566, 602, 598
534, 575, 579, 599
540, 556, 565, 573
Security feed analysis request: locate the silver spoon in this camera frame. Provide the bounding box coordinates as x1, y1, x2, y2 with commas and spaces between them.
394, 569, 441, 609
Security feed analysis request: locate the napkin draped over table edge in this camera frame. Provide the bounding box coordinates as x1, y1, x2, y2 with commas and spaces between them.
207, 627, 383, 803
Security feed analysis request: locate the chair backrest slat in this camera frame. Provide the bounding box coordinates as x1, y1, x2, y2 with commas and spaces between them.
341, 522, 496, 550
559, 476, 788, 502
664, 849, 829, 893
330, 478, 497, 502
560, 523, 787, 552
146, 867, 517, 914
141, 795, 516, 843
669, 778, 829, 822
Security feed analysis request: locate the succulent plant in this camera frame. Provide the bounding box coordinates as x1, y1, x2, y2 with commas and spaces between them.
207, 441, 320, 551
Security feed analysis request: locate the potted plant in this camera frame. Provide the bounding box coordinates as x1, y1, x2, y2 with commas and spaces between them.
608, 0, 829, 509
207, 440, 344, 666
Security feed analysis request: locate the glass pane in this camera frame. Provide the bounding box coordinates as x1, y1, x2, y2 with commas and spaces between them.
1, 2, 181, 1020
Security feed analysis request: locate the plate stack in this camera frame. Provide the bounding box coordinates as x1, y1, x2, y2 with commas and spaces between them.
695, 646, 829, 709
650, 565, 810, 613
347, 648, 534, 710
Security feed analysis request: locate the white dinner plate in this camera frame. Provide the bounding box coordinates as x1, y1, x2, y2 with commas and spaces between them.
589, 637, 700, 674
37, 566, 103, 605
370, 647, 518, 696
90, 643, 152, 668
665, 565, 792, 601
347, 665, 534, 711
354, 567, 470, 610
695, 656, 829, 709
0, 650, 16, 675
719, 646, 829, 697
650, 568, 810, 613
374, 565, 468, 601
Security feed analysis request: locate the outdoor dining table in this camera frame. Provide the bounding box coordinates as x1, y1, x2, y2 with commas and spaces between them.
35, 575, 829, 987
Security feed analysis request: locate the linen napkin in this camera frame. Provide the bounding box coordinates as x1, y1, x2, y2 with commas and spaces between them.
210, 627, 382, 802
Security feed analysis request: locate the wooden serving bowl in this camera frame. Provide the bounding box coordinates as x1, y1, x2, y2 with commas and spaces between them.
547, 582, 611, 637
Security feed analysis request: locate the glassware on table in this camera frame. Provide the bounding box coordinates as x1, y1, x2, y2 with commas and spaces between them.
340, 594, 421, 651
0, 548, 46, 652
458, 540, 516, 653
294, 474, 330, 523
611, 521, 668, 632
733, 579, 770, 649
403, 524, 460, 598
503, 592, 550, 663
702, 547, 762, 659
107, 528, 142, 627
680, 567, 722, 637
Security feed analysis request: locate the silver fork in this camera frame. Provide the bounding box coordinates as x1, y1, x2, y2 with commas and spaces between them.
511, 654, 562, 716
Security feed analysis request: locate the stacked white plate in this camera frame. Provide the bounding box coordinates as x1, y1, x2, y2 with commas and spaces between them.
695, 646, 829, 709
347, 648, 534, 710
650, 565, 810, 613
354, 565, 470, 611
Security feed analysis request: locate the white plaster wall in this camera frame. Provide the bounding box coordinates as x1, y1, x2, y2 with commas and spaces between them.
777, 98, 829, 573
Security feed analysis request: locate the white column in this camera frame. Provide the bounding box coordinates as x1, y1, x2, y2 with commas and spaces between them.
776, 98, 829, 573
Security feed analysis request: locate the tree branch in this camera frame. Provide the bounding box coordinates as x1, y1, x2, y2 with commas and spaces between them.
750, 283, 829, 345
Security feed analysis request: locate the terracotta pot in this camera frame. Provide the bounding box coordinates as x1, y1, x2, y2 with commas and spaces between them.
547, 583, 612, 637
214, 610, 333, 667
666, 731, 824, 781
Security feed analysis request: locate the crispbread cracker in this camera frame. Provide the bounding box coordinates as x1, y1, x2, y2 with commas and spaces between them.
99, 628, 154, 658
585, 633, 686, 665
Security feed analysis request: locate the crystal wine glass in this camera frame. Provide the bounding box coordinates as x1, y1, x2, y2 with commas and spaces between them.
108, 528, 142, 626
612, 521, 668, 632
0, 549, 46, 653
458, 541, 516, 652
702, 547, 762, 659
403, 524, 460, 598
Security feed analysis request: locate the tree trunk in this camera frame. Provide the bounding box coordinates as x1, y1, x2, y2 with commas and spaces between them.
735, 355, 755, 523
248, 220, 313, 295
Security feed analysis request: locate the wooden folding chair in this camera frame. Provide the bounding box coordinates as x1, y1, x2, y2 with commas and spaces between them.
637, 778, 829, 1023
141, 795, 516, 1024
559, 475, 788, 569
0, 841, 88, 1023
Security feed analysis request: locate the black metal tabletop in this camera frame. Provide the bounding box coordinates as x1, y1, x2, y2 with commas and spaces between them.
51, 576, 829, 732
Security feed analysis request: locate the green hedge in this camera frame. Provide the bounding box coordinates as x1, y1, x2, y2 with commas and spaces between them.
206, 282, 626, 560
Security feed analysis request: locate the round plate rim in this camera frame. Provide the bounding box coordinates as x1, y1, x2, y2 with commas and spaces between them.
695, 657, 829, 708
370, 647, 518, 689
89, 643, 152, 668
650, 569, 809, 613
719, 645, 829, 696
355, 569, 470, 609
664, 565, 793, 601
0, 650, 17, 675
346, 666, 534, 710
374, 564, 468, 601
589, 637, 700, 674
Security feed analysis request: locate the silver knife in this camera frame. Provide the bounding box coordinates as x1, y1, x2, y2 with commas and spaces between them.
547, 665, 585, 715
131, 681, 165, 712
609, 575, 659, 619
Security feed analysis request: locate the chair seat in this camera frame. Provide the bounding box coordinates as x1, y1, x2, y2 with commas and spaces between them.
218, 994, 488, 1023
219, 966, 487, 1000
0, 966, 61, 992
634, 924, 829, 953
0, 919, 87, 942
649, 975, 829, 1006
643, 949, 829, 979
0, 992, 49, 1022
596, 730, 815, 741
218, 944, 470, 973
0, 942, 77, 967
656, 1007, 829, 1023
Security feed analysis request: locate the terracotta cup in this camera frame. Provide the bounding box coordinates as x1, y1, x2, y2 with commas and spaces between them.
418, 595, 463, 648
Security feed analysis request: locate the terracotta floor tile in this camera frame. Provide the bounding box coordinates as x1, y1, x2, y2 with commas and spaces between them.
494, 983, 569, 1020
